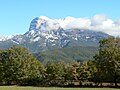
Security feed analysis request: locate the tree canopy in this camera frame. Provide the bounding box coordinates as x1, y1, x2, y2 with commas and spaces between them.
94, 37, 120, 86
0, 46, 44, 85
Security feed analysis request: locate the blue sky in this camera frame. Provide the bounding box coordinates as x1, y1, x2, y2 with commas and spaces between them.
0, 0, 120, 36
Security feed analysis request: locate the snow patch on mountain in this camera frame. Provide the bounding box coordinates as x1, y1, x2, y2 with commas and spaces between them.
11, 40, 19, 44
33, 37, 41, 42
0, 35, 14, 41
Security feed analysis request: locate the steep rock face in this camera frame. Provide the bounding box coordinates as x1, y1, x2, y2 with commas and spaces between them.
29, 16, 60, 32
0, 16, 110, 53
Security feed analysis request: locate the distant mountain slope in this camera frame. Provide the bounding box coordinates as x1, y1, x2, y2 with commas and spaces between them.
34, 46, 98, 63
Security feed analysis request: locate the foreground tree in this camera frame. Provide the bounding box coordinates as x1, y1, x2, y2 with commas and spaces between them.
64, 63, 79, 83
0, 46, 44, 85
94, 37, 120, 86
45, 61, 65, 86
77, 61, 95, 82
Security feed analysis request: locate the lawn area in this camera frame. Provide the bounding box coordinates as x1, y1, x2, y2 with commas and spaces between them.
0, 86, 118, 90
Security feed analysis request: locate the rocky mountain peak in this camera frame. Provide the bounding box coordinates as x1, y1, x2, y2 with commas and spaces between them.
29, 16, 61, 33
0, 16, 110, 53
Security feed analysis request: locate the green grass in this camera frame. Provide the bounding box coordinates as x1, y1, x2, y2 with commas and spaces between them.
0, 86, 118, 90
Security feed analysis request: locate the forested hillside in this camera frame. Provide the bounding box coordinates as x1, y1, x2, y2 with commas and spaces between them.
35, 46, 98, 63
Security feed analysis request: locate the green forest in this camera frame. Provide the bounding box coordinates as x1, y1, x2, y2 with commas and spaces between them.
0, 37, 120, 87
35, 46, 98, 63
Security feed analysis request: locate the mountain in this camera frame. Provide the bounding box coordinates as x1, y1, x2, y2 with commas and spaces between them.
0, 16, 110, 53
0, 36, 13, 41
34, 46, 98, 63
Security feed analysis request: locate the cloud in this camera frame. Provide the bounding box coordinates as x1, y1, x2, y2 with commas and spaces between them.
60, 14, 120, 36
91, 14, 107, 26
89, 14, 120, 36
64, 18, 91, 29
58, 16, 91, 30
39, 15, 120, 36
115, 18, 120, 25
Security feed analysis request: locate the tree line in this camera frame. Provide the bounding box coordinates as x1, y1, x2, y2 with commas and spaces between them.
0, 37, 120, 87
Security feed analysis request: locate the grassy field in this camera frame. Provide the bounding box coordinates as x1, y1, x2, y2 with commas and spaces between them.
0, 86, 118, 90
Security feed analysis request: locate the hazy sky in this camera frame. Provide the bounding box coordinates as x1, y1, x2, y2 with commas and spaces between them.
0, 0, 120, 36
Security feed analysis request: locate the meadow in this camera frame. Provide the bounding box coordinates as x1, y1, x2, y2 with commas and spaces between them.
0, 86, 118, 90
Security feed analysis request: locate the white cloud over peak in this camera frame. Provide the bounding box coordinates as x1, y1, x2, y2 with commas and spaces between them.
58, 17, 91, 30
89, 14, 120, 36
115, 19, 120, 25
64, 18, 91, 29
91, 14, 107, 26
38, 14, 120, 36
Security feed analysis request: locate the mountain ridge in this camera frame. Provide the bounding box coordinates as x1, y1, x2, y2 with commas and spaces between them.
0, 16, 110, 53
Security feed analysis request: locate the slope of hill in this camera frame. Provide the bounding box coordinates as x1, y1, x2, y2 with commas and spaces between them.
34, 46, 98, 63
